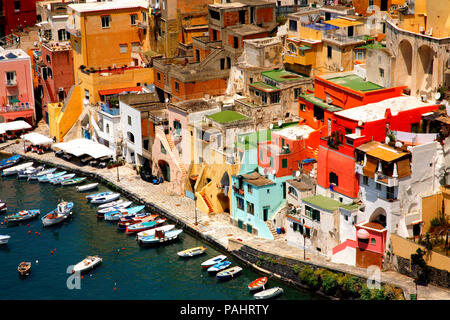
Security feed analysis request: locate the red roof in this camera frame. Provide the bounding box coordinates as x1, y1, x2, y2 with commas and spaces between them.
98, 86, 142, 96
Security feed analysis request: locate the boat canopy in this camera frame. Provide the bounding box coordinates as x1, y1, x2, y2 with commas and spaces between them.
53, 138, 114, 159
21, 132, 53, 146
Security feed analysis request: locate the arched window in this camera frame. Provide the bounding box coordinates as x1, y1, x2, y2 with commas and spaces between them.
127, 131, 135, 143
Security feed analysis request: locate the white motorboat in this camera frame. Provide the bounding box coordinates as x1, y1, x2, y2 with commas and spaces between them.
253, 287, 283, 300
97, 201, 132, 214
41, 201, 74, 227
0, 202, 7, 211
97, 199, 126, 209
2, 162, 34, 176
201, 255, 228, 269
136, 224, 175, 239
73, 255, 103, 273
17, 166, 42, 178
49, 173, 75, 185
76, 183, 98, 192
29, 167, 57, 180
0, 235, 10, 245
90, 192, 121, 204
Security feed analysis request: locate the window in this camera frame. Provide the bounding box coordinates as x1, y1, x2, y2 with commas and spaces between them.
106, 124, 110, 134
47, 67, 53, 79
327, 45, 332, 59
376, 183, 382, 191
261, 93, 267, 105
128, 116, 132, 126
363, 175, 369, 186
58, 29, 69, 41
270, 92, 280, 104
173, 120, 182, 135
161, 142, 166, 154
300, 103, 306, 112
142, 11, 147, 22
226, 57, 231, 69
355, 50, 365, 61
371, 238, 376, 245
84, 89, 89, 100
101, 15, 110, 28
74, 40, 79, 53
120, 44, 127, 54
313, 105, 324, 122
259, 150, 263, 161
6, 71, 16, 82
233, 37, 239, 49
247, 184, 253, 194
282, 158, 288, 168
14, 1, 20, 12
288, 186, 298, 198
379, 67, 384, 78
329, 172, 338, 186
344, 214, 349, 221
130, 14, 137, 25
175, 81, 179, 92
312, 209, 320, 222
269, 156, 273, 167
289, 20, 297, 31
157, 72, 161, 81
220, 58, 225, 70
237, 197, 244, 210
294, 88, 302, 100
247, 201, 254, 215
289, 43, 297, 54
305, 205, 312, 218
8, 95, 18, 105
46, 55, 51, 63
386, 186, 395, 199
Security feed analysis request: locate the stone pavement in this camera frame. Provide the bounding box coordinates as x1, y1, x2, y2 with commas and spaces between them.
1, 139, 449, 300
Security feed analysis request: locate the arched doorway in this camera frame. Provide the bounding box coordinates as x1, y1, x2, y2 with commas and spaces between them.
416, 45, 435, 94
158, 160, 170, 182
369, 207, 387, 228
218, 171, 231, 213
396, 39, 413, 89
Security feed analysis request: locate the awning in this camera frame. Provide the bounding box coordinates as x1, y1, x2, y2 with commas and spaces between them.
53, 138, 114, 159
363, 157, 377, 179
0, 120, 32, 132
21, 132, 53, 146
98, 86, 142, 96
397, 158, 412, 178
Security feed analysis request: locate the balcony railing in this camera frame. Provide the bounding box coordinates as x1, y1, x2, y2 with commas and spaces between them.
0, 104, 33, 113
322, 33, 366, 45
65, 23, 81, 37
136, 20, 148, 29
100, 106, 120, 116
375, 172, 399, 187
5, 79, 17, 87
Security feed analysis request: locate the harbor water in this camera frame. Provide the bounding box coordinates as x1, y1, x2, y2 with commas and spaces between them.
0, 160, 318, 300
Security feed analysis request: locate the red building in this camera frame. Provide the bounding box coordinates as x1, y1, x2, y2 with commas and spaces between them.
316, 95, 440, 202
0, 0, 38, 37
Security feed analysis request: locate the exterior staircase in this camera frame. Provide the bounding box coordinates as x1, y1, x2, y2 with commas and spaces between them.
165, 133, 187, 177
199, 188, 214, 214
266, 220, 282, 240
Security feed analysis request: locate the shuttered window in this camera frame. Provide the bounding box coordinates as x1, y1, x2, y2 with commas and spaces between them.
396, 159, 411, 178
363, 156, 377, 179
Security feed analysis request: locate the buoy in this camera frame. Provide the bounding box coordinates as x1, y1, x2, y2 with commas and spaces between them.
36, 260, 39, 264
81, 276, 84, 279
50, 251, 53, 255
113, 287, 116, 291
121, 247, 125, 250
27, 224, 29, 227
35, 231, 38, 234
28, 230, 31, 234
38, 233, 41, 236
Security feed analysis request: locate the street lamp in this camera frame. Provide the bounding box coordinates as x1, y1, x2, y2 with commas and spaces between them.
116, 157, 120, 182
194, 195, 198, 226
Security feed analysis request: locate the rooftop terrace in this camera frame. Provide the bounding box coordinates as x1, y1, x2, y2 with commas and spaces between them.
206, 110, 250, 124
302, 195, 344, 212
326, 74, 384, 92
261, 69, 307, 83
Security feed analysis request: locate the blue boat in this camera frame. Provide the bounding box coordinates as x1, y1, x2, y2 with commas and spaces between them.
38, 171, 67, 182
207, 261, 232, 273
103, 205, 145, 221
86, 191, 113, 200
0, 155, 21, 170
6, 209, 40, 224
216, 266, 243, 281
138, 229, 183, 246
41, 201, 74, 227
125, 218, 166, 234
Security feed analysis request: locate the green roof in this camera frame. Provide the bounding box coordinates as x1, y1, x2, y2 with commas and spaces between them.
261, 69, 307, 83
340, 203, 360, 211
356, 42, 385, 50
206, 110, 250, 124
327, 74, 384, 92
299, 93, 343, 112
272, 121, 300, 130
302, 195, 343, 212
236, 130, 271, 150
250, 81, 280, 92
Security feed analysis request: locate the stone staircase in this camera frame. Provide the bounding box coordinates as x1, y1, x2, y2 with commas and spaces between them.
165, 133, 187, 177
199, 188, 214, 214
266, 220, 282, 240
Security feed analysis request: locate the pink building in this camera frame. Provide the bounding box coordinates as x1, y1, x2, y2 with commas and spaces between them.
0, 48, 35, 125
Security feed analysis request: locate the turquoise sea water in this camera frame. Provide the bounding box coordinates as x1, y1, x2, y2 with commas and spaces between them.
0, 162, 318, 300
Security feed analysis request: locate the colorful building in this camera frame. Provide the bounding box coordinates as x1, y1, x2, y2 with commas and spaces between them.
0, 0, 38, 37
0, 48, 35, 125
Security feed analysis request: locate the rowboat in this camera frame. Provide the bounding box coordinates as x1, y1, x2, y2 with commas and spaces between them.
0, 202, 7, 212
73, 256, 102, 273
207, 261, 232, 273
2, 162, 34, 176
90, 193, 121, 204
6, 209, 40, 224
177, 246, 207, 258
97, 199, 128, 209
86, 191, 113, 200
0, 155, 21, 170
136, 224, 175, 239
216, 266, 242, 280
76, 183, 98, 192
138, 229, 183, 246
124, 218, 166, 234
18, 262, 31, 277
49, 173, 76, 184
103, 205, 145, 221
0, 235, 10, 245
41, 201, 74, 227
253, 287, 283, 300
17, 166, 43, 179
61, 177, 86, 186
38, 171, 67, 182
28, 167, 57, 180
97, 201, 132, 214
201, 255, 227, 269
117, 213, 158, 231
248, 277, 268, 291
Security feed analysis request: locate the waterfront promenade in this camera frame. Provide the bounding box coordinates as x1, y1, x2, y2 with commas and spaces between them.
1, 139, 449, 300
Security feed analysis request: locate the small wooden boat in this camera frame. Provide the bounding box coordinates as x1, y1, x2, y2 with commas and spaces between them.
18, 262, 31, 276
76, 183, 98, 192
86, 191, 113, 200
61, 177, 86, 186
103, 205, 145, 221
28, 167, 57, 180
50, 173, 75, 184
97, 199, 126, 209
136, 224, 175, 239
6, 209, 40, 224
97, 201, 132, 214
248, 277, 268, 291
0, 155, 21, 170
0, 235, 11, 245
201, 255, 227, 269
38, 171, 67, 182
216, 266, 242, 280
90, 192, 121, 204
2, 162, 34, 176
138, 229, 183, 246
177, 246, 207, 258
73, 255, 102, 273
124, 217, 166, 233
254, 287, 283, 300
207, 261, 232, 273
117, 213, 158, 231
41, 201, 74, 227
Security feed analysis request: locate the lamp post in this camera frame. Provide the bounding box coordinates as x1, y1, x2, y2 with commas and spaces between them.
303, 232, 306, 261
194, 195, 198, 226
116, 157, 120, 182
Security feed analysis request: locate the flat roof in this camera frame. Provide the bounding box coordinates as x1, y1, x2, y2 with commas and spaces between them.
241, 171, 275, 187
302, 195, 343, 212
261, 69, 307, 83
225, 24, 268, 36
324, 18, 363, 28
326, 74, 384, 92
69, 0, 148, 13
335, 96, 437, 123
249, 81, 280, 92
299, 93, 343, 112
206, 110, 250, 124
366, 145, 409, 162
274, 125, 314, 140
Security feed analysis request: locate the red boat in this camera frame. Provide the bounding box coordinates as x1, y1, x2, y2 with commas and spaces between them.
248, 277, 268, 291
117, 213, 158, 231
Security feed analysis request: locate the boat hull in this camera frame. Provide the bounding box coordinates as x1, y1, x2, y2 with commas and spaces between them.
90, 193, 121, 204
0, 235, 10, 244
138, 229, 183, 246
201, 255, 228, 269
254, 287, 283, 300
73, 256, 102, 273
76, 183, 98, 192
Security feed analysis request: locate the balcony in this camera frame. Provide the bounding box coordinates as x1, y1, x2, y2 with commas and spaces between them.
322, 33, 366, 46
65, 23, 81, 37
100, 106, 120, 116
374, 172, 399, 187
136, 20, 148, 29
284, 51, 315, 66
5, 79, 17, 87
355, 162, 364, 175
1, 104, 32, 113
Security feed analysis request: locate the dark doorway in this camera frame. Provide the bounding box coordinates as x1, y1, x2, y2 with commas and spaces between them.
263, 207, 269, 222
239, 10, 245, 24
158, 160, 170, 182
380, 0, 388, 11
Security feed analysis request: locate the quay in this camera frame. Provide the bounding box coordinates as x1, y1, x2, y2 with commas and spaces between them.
2, 141, 449, 300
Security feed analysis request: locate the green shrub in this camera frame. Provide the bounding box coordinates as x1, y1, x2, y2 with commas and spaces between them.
337, 274, 361, 297
321, 271, 339, 296
299, 266, 320, 291
293, 264, 300, 275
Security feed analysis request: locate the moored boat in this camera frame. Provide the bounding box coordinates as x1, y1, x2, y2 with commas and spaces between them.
136, 224, 175, 239
86, 191, 113, 200
0, 235, 10, 245
17, 166, 42, 179
61, 177, 86, 186
6, 209, 40, 224
177, 246, 207, 258
138, 229, 183, 246
41, 201, 74, 227
97, 201, 132, 214
38, 171, 67, 182
73, 256, 102, 273
216, 266, 242, 280
103, 205, 145, 221
253, 287, 283, 300
76, 183, 98, 192
49, 173, 76, 184
117, 213, 158, 231
0, 155, 21, 170
207, 261, 232, 273
28, 167, 57, 180
0, 202, 7, 212
18, 262, 31, 277
248, 277, 268, 291
124, 218, 166, 234
90, 192, 120, 204
201, 255, 227, 270
2, 162, 34, 176
97, 199, 127, 209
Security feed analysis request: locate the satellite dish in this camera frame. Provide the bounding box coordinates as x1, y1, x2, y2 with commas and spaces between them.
165, 98, 169, 103
278, 120, 282, 127
269, 124, 274, 129
435, 92, 441, 100
295, 171, 300, 177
